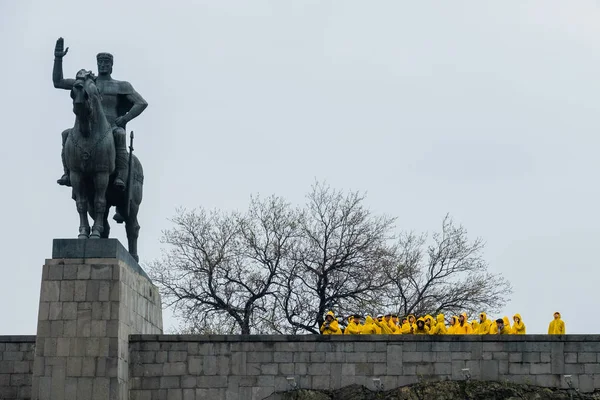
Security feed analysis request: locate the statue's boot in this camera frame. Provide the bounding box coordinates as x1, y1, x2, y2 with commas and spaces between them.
57, 173, 71, 186
58, 130, 71, 186
57, 150, 71, 187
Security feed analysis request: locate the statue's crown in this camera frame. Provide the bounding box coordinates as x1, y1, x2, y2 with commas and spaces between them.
96, 52, 113, 62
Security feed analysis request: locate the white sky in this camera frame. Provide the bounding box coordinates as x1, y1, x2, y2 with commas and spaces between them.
1, 0, 599, 335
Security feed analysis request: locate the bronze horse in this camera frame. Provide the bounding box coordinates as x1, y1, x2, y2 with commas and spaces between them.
64, 70, 144, 261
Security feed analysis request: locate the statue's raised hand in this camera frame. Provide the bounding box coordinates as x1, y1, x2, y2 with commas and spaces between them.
54, 37, 69, 58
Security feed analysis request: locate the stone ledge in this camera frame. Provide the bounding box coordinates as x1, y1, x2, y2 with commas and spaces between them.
129, 334, 599, 343
0, 336, 36, 343
51, 239, 150, 281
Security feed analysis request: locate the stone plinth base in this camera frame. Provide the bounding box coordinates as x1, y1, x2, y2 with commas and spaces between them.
32, 239, 163, 400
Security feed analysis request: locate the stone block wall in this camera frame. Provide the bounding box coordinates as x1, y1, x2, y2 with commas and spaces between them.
128, 335, 600, 400
0, 336, 35, 400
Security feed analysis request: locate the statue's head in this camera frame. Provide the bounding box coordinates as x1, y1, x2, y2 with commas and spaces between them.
96, 52, 113, 76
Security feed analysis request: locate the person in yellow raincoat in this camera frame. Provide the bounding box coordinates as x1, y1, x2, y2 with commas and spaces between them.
391, 314, 402, 334
373, 315, 383, 334
494, 318, 512, 334
429, 314, 447, 335
374, 315, 394, 334
402, 315, 417, 334
478, 312, 492, 334
548, 312, 566, 335
471, 320, 480, 334
424, 315, 435, 332
361, 315, 378, 334
513, 314, 526, 335
384, 313, 401, 334
447, 316, 459, 334
414, 317, 429, 334
454, 313, 473, 335
344, 314, 363, 335
489, 317, 498, 334
320, 311, 342, 335
502, 316, 512, 333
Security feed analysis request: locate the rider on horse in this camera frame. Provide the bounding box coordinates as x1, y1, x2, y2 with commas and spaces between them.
53, 38, 147, 221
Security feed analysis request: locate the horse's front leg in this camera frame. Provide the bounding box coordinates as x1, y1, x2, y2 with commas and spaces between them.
90, 172, 110, 239
70, 172, 90, 238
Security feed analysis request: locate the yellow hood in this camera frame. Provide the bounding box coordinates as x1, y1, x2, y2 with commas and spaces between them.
480, 312, 488, 322
436, 314, 445, 324
365, 315, 374, 324
450, 316, 459, 325
503, 316, 510, 326
513, 313, 522, 322
326, 311, 335, 319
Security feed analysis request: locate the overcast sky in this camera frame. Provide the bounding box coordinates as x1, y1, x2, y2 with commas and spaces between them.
1, 0, 599, 335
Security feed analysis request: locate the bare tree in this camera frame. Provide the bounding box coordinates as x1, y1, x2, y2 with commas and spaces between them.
385, 214, 512, 319
278, 182, 397, 333
152, 183, 512, 334
149, 195, 297, 334
236, 195, 299, 334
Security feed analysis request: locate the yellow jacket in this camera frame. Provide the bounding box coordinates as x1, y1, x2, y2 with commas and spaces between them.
503, 316, 512, 333
429, 314, 447, 335
478, 312, 492, 334
454, 313, 473, 335
513, 314, 526, 335
387, 318, 401, 334
320, 311, 342, 335
490, 318, 498, 334
361, 316, 378, 334
344, 321, 363, 335
401, 315, 417, 334
374, 317, 394, 334
548, 312, 566, 335
495, 317, 512, 335
414, 317, 429, 335
447, 316, 459, 334
424, 315, 435, 332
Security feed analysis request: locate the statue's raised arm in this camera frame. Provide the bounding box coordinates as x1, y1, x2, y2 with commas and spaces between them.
53, 37, 76, 90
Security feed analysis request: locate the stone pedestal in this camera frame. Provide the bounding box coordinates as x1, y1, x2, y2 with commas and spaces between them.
32, 239, 163, 400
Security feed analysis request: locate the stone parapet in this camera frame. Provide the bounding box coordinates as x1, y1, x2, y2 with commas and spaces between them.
128, 334, 600, 400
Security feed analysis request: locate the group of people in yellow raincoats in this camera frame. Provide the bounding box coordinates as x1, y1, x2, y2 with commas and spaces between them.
320, 310, 566, 335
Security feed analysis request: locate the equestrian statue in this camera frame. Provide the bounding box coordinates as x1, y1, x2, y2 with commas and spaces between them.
53, 37, 146, 262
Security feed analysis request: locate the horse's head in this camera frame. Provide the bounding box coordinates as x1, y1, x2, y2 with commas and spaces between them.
71, 69, 101, 121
